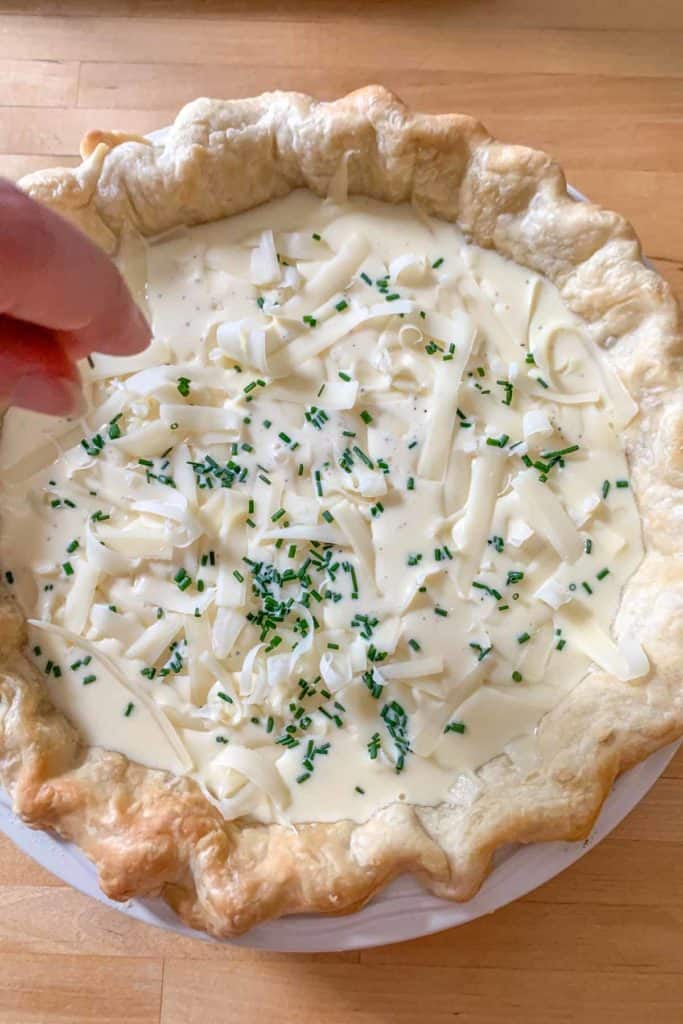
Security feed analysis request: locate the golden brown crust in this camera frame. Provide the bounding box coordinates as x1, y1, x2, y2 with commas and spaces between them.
1, 86, 681, 937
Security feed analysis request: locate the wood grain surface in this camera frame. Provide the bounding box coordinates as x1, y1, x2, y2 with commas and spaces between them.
1, 2, 682, 1021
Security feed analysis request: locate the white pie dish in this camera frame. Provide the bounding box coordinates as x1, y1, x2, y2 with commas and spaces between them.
4, 88, 680, 944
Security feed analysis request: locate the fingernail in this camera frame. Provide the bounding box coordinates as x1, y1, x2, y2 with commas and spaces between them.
11, 374, 84, 418
122, 304, 152, 354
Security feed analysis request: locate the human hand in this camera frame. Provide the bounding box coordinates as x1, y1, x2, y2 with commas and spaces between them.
0, 178, 150, 417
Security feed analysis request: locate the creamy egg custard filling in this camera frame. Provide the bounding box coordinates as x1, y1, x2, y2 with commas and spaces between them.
0, 191, 647, 825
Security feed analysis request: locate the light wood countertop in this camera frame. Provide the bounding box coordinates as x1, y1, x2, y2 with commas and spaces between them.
0, 2, 681, 1021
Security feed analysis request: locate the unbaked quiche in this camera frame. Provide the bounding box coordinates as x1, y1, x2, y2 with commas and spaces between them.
0, 88, 681, 938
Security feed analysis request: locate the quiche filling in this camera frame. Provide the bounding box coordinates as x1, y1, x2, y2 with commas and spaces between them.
0, 190, 647, 825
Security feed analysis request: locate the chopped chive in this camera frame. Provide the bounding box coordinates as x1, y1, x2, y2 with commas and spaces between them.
582, 581, 593, 595
352, 445, 373, 469
177, 376, 191, 397
512, 670, 523, 683
360, 410, 373, 424
432, 257, 444, 269
517, 632, 531, 645
335, 299, 348, 313
62, 562, 74, 576
408, 638, 421, 652
124, 702, 135, 717
312, 232, 321, 241
496, 379, 514, 406
472, 581, 502, 600
406, 476, 415, 491
506, 570, 524, 586
434, 607, 448, 617
596, 568, 610, 581
82, 674, 97, 685
444, 720, 466, 734
585, 538, 593, 554
616, 479, 629, 488
486, 434, 509, 448
540, 444, 579, 459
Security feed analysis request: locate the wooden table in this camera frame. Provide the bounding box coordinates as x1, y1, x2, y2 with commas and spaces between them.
1, 2, 682, 1021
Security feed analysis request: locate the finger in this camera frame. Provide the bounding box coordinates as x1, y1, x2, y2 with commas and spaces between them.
0, 314, 82, 417
0, 179, 151, 357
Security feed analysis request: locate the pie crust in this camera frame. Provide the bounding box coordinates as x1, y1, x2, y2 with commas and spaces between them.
1, 87, 681, 937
